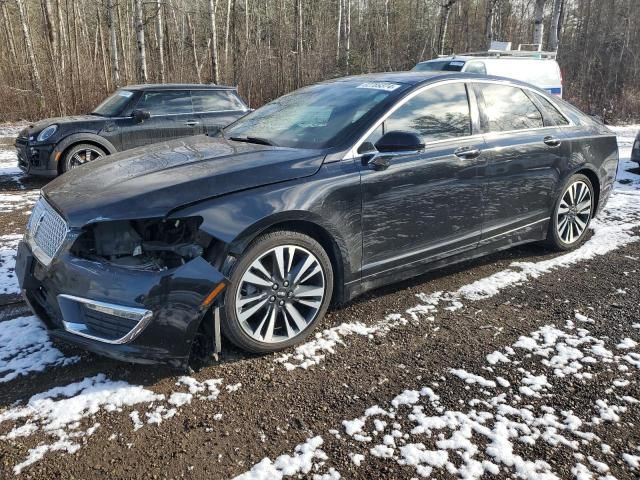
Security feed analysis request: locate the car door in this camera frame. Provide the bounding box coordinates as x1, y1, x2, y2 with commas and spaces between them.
359, 81, 486, 280
473, 82, 570, 247
192, 89, 249, 136
120, 90, 201, 150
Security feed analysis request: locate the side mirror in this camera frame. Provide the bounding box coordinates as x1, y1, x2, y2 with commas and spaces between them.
132, 109, 151, 123
375, 130, 424, 153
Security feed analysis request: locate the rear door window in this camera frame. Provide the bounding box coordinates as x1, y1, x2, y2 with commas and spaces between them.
476, 84, 543, 132
529, 92, 569, 126
382, 82, 471, 143
136, 91, 193, 115
192, 90, 246, 112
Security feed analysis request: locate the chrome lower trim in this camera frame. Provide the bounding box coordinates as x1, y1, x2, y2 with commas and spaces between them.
57, 294, 153, 345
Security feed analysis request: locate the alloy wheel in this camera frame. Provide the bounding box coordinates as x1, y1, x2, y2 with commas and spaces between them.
235, 245, 326, 344
556, 180, 592, 244
68, 147, 103, 169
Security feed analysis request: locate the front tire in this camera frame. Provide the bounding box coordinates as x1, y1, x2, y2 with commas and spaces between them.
61, 143, 106, 173
222, 230, 334, 353
545, 173, 594, 251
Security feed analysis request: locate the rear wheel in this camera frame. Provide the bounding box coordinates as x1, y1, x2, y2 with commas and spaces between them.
222, 230, 333, 353
61, 143, 106, 172
545, 173, 594, 251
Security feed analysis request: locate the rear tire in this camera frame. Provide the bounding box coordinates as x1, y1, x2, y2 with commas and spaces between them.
221, 230, 334, 354
545, 173, 594, 251
61, 143, 106, 173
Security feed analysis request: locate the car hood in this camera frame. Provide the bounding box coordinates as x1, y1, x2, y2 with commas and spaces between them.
21, 115, 104, 135
43, 135, 325, 227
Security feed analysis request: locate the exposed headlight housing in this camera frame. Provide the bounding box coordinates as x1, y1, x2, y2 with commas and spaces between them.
71, 217, 211, 271
37, 124, 58, 142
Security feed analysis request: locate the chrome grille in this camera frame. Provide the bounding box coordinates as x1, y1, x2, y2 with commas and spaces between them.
27, 197, 68, 264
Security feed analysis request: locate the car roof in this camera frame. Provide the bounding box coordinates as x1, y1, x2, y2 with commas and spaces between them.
321, 71, 536, 88
122, 83, 238, 91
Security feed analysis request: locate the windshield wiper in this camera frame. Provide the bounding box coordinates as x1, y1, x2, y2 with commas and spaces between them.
229, 135, 274, 146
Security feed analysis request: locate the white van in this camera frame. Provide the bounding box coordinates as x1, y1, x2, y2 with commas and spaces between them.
413, 50, 563, 97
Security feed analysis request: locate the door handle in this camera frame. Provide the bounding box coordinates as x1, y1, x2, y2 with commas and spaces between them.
184, 120, 200, 126
543, 135, 561, 147
454, 146, 481, 159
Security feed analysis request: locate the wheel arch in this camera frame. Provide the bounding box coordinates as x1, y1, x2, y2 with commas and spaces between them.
229, 214, 349, 305
574, 168, 601, 216
52, 134, 117, 173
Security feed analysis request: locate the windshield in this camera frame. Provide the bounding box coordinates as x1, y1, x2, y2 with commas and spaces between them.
92, 90, 135, 116
413, 60, 465, 72
224, 81, 406, 149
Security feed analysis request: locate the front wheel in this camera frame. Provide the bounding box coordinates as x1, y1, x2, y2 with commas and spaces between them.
61, 143, 106, 173
222, 230, 334, 353
545, 173, 595, 251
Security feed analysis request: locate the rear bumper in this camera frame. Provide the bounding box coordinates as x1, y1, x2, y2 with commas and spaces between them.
16, 240, 228, 367
15, 137, 58, 177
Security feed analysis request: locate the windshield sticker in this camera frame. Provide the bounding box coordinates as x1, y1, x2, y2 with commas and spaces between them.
356, 82, 401, 91
449, 61, 465, 67
118, 90, 134, 98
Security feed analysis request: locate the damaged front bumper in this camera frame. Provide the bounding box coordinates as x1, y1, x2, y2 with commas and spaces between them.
15, 137, 58, 176
16, 240, 228, 367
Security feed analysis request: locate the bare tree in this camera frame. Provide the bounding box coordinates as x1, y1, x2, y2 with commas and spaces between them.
209, 0, 220, 83
135, 0, 148, 82
336, 0, 342, 61
15, 0, 45, 108
345, 0, 350, 74
107, 0, 120, 87
437, 1, 457, 55
156, 0, 166, 82
1, 2, 19, 73
548, 0, 562, 51
2, 0, 640, 123
485, 0, 497, 49
533, 0, 545, 46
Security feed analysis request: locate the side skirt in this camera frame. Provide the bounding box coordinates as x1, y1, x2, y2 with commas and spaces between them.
344, 219, 548, 302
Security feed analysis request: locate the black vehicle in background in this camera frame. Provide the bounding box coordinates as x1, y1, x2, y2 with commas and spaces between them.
15, 84, 249, 176
632, 131, 640, 165
16, 72, 618, 368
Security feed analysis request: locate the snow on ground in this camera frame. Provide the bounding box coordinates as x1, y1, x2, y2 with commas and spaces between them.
233, 436, 333, 480
0, 234, 22, 295
274, 126, 640, 371
240, 316, 640, 479
330, 320, 640, 479
0, 124, 25, 138
0, 191, 38, 214
0, 148, 23, 177
0, 373, 235, 474
0, 315, 79, 383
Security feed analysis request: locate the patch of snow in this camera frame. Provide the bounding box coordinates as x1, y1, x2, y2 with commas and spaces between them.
0, 374, 164, 474
616, 338, 637, 349
0, 315, 79, 383
232, 436, 329, 480
0, 233, 22, 295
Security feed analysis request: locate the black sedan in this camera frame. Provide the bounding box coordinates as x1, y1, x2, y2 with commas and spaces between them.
16, 72, 618, 367
15, 84, 248, 176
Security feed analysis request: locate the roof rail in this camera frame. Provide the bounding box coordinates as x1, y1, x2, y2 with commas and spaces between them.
452, 49, 557, 59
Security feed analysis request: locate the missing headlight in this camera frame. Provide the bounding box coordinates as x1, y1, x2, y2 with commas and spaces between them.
72, 217, 211, 270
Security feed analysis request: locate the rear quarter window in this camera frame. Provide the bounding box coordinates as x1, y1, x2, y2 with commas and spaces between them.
477, 83, 544, 132
529, 92, 569, 126
137, 91, 193, 115
192, 90, 246, 112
